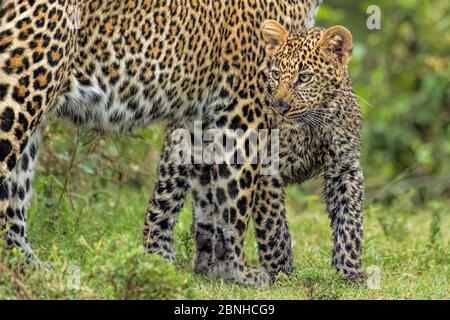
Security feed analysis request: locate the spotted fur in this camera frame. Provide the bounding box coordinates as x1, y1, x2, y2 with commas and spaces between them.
0, 0, 321, 285
144, 22, 365, 284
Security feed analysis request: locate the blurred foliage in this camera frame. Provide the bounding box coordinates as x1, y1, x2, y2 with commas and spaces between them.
318, 0, 450, 204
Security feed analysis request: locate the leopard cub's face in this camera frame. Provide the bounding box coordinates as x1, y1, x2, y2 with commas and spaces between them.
262, 21, 353, 125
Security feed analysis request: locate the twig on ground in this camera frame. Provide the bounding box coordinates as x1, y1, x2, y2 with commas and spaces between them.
56, 130, 80, 210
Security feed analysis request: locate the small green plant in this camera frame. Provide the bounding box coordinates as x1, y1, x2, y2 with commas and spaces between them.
84, 237, 193, 300
429, 201, 443, 246
0, 248, 98, 300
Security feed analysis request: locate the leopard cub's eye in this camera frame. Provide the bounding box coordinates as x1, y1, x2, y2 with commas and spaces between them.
271, 70, 281, 81
298, 73, 313, 84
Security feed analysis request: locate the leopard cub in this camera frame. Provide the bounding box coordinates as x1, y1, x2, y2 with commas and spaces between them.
144, 21, 365, 284
254, 21, 365, 281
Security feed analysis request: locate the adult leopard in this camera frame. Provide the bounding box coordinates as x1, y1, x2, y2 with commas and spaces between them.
145, 21, 365, 284
0, 0, 321, 285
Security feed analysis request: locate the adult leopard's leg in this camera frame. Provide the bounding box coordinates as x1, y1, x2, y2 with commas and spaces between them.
253, 174, 294, 278
193, 167, 271, 286
144, 126, 191, 261
1, 0, 73, 261
190, 97, 273, 286
0, 128, 41, 263
190, 164, 225, 275
322, 161, 365, 281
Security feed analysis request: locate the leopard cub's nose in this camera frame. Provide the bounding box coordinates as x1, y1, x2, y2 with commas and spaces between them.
272, 99, 291, 114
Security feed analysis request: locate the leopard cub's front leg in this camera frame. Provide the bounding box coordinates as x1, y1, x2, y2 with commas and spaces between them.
323, 161, 365, 281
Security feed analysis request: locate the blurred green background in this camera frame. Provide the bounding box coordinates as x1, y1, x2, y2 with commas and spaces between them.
3, 0, 448, 300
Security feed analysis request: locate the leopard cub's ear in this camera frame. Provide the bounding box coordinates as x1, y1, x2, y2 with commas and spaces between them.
319, 26, 353, 65
261, 20, 289, 56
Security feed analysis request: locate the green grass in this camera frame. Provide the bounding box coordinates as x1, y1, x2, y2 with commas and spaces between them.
1, 173, 448, 300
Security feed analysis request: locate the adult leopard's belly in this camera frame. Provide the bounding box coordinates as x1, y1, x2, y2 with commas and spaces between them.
54, 66, 219, 134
